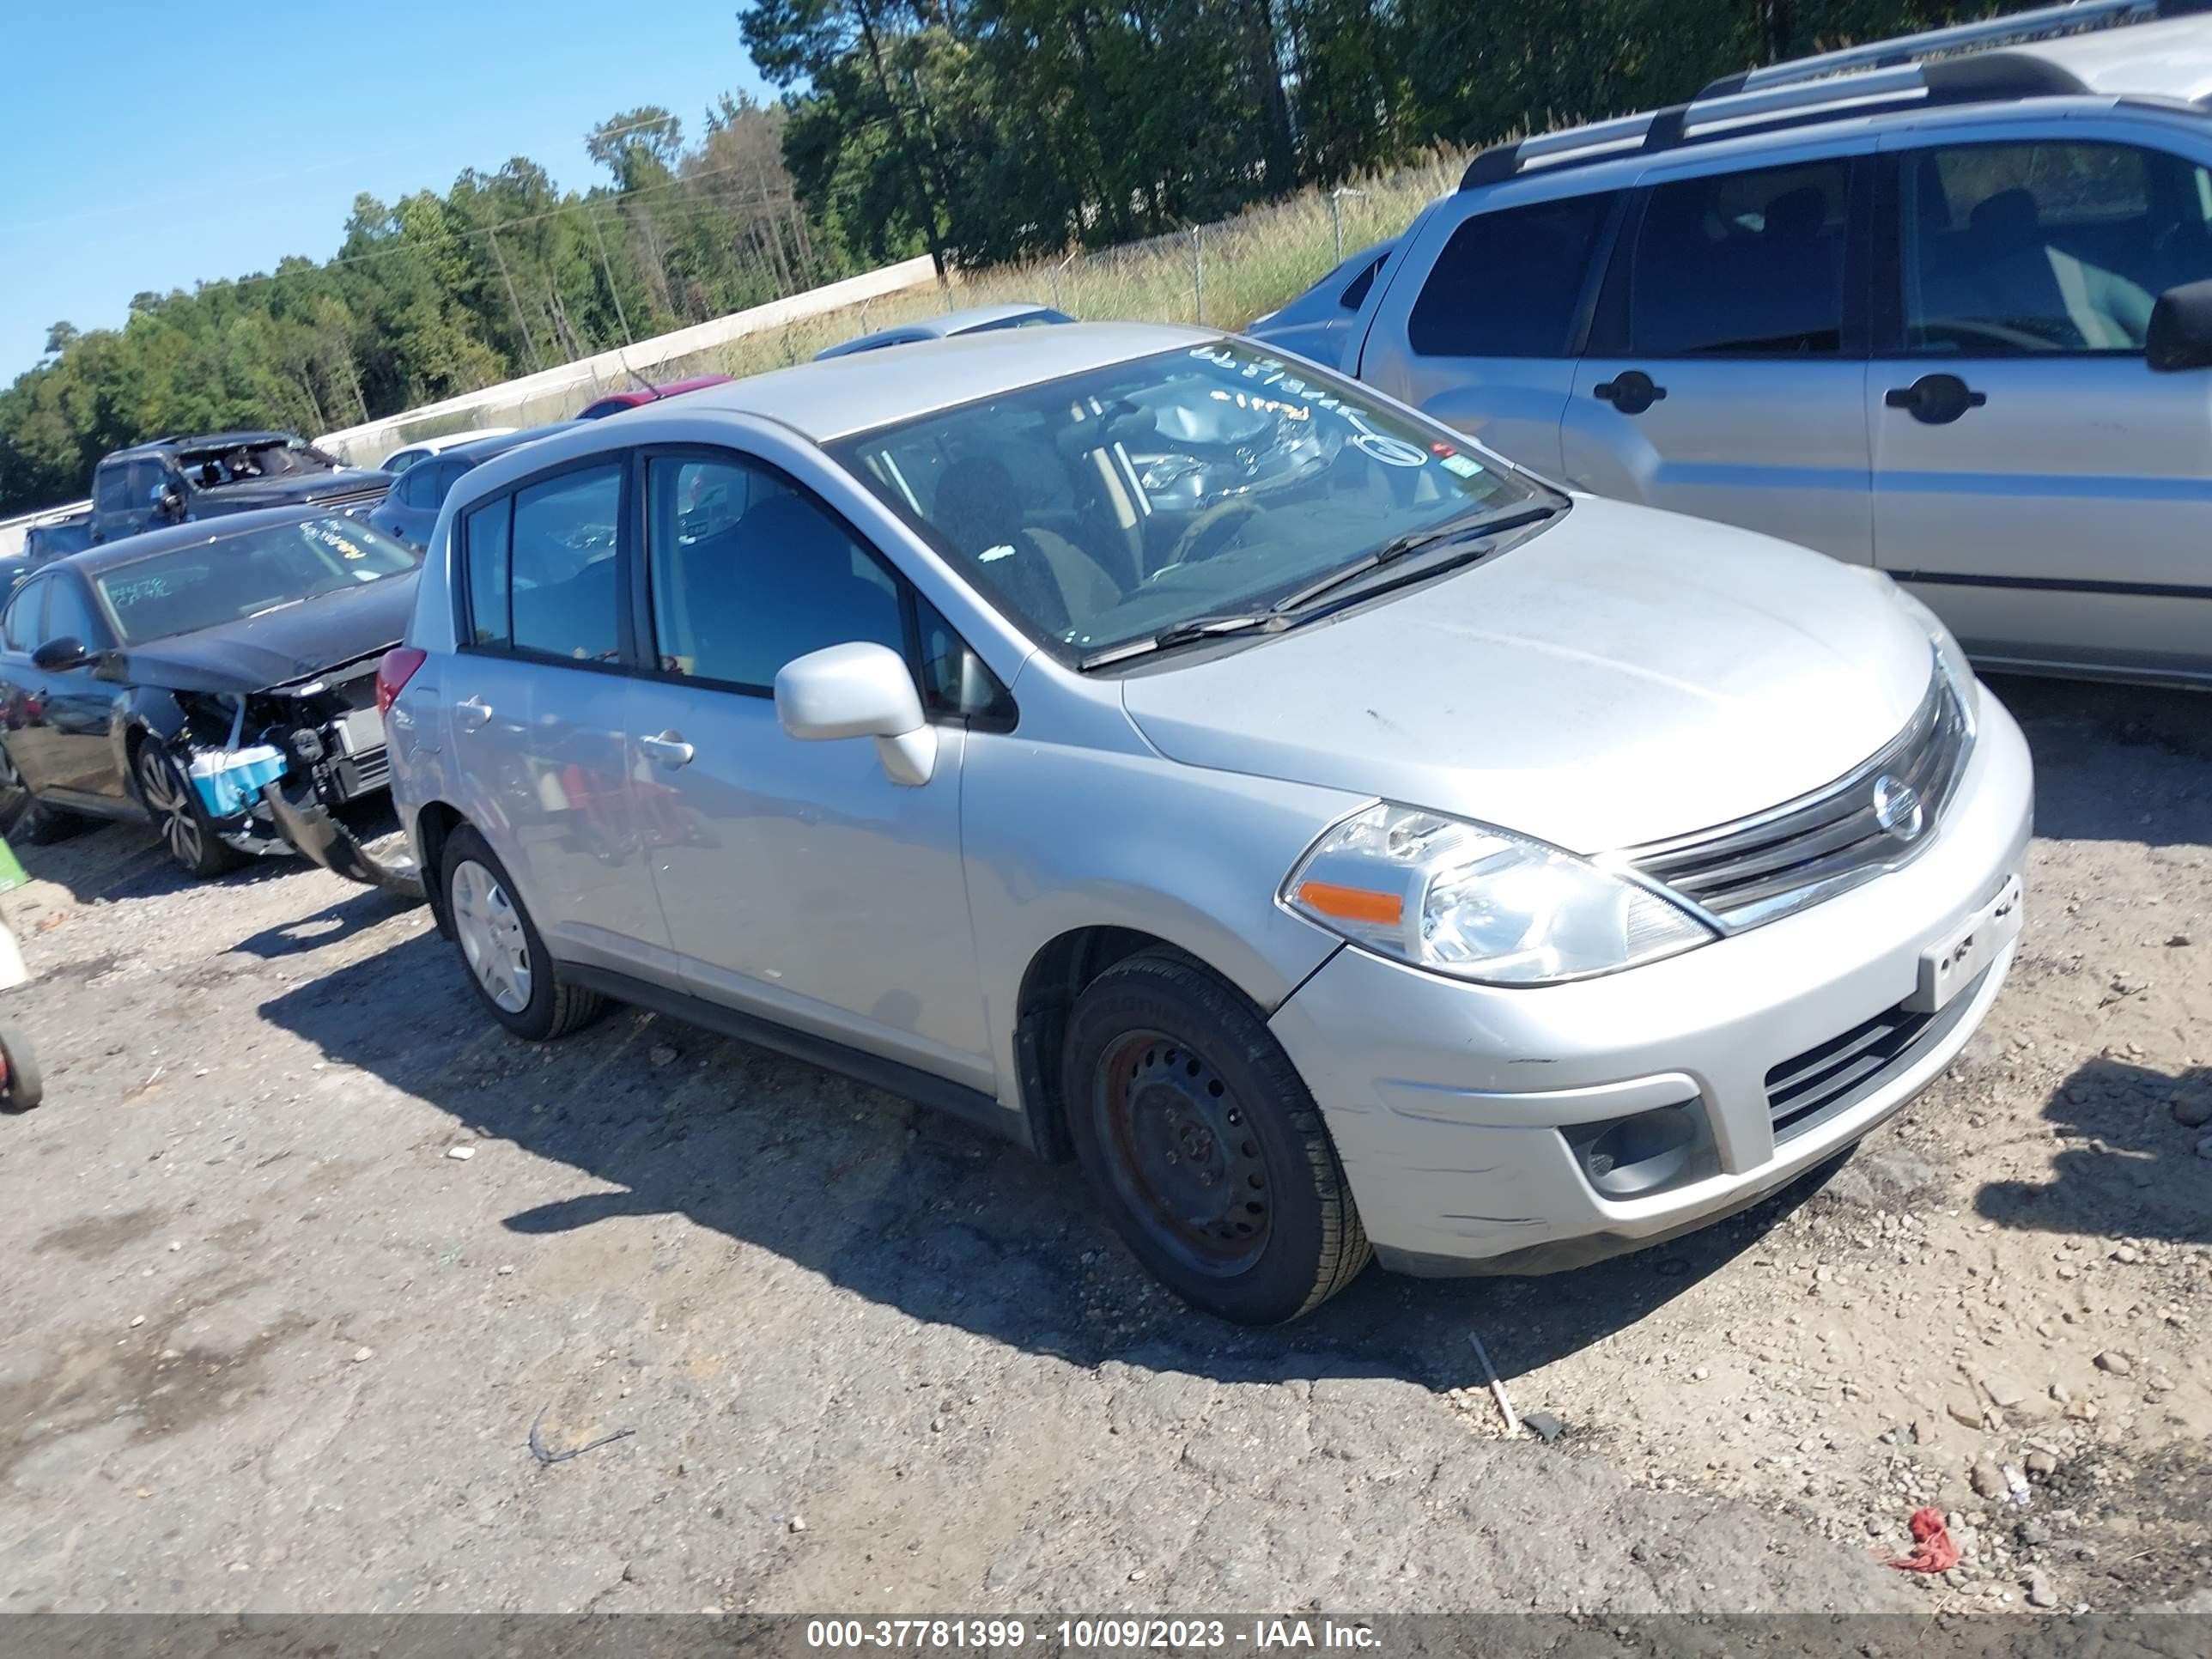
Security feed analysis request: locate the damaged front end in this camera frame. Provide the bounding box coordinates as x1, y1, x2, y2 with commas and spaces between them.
154, 648, 425, 898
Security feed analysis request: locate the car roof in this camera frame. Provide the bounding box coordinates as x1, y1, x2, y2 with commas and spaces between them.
814, 301, 1066, 360
112, 430, 295, 459
446, 421, 584, 463
2008, 13, 2212, 100
526, 322, 1216, 459
58, 503, 369, 573
449, 323, 1218, 514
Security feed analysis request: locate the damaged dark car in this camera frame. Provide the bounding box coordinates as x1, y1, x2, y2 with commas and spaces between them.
0, 507, 424, 889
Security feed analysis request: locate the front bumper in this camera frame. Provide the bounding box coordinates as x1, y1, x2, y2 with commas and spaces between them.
259, 775, 425, 899
1267, 692, 2033, 1273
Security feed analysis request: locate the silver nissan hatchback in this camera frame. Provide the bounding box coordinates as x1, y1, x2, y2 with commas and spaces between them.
380, 322, 2033, 1324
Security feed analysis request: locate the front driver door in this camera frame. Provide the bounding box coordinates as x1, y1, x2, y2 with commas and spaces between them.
1869, 125, 2212, 680
623, 447, 994, 1092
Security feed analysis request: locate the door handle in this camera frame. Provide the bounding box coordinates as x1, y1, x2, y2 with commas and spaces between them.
1593, 370, 1667, 416
453, 696, 493, 732
1885, 373, 1986, 426
639, 730, 694, 768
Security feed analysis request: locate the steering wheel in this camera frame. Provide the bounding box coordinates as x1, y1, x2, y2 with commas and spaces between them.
1164, 496, 1264, 570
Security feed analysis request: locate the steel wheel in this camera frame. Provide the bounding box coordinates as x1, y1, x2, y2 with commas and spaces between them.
450, 858, 533, 1014
1096, 1027, 1273, 1279
136, 745, 204, 871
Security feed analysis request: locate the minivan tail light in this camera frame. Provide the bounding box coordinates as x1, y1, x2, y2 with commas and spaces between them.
375, 647, 428, 715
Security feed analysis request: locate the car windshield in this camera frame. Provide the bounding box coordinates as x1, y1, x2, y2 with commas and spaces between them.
94, 517, 421, 646
831, 342, 1548, 660
179, 438, 340, 491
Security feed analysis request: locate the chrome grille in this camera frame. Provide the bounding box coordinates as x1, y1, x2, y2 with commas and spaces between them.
1624, 664, 1971, 932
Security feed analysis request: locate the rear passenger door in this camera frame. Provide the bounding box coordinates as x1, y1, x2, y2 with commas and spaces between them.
1562, 151, 1875, 562
442, 460, 678, 981
1361, 189, 1624, 477
1868, 123, 2212, 680
622, 447, 996, 1091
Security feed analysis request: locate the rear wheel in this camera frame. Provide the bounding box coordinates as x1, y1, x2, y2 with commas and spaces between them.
441, 824, 601, 1041
133, 742, 241, 879
1062, 951, 1370, 1324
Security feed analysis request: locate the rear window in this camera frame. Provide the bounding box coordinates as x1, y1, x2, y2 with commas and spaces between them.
94, 517, 419, 646
1407, 192, 1619, 357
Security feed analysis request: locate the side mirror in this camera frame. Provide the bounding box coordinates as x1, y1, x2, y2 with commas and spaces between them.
31, 636, 88, 672
155, 486, 186, 523
774, 641, 936, 787
2147, 277, 2212, 373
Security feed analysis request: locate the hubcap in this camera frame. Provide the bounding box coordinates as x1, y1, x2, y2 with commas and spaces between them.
450, 859, 532, 1014
1097, 1030, 1272, 1277
137, 748, 203, 869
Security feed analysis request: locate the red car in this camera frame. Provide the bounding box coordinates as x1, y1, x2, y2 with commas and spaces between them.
574, 374, 734, 421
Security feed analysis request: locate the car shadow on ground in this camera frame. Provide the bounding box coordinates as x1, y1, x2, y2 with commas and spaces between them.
1990, 673, 2212, 846
1974, 1054, 2212, 1248
256, 929, 1826, 1396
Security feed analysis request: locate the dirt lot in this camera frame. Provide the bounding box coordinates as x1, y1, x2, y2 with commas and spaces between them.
0, 675, 2206, 1616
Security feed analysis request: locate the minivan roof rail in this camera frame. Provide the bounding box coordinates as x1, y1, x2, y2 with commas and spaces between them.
1459, 0, 2209, 191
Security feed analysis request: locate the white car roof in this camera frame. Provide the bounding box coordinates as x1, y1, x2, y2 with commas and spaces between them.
2008, 14, 2212, 101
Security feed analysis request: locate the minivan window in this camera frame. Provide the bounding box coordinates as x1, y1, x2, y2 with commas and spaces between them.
1897, 141, 2212, 353
1629, 161, 1849, 355
644, 454, 902, 688
1407, 192, 1619, 357
508, 465, 623, 663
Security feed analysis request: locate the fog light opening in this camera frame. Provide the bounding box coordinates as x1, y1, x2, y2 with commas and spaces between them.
1566, 1100, 1708, 1200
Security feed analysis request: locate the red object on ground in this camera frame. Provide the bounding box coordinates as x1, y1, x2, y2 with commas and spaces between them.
1881, 1506, 1960, 1573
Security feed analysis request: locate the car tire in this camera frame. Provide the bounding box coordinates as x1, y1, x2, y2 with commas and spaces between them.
1062, 950, 1371, 1324
0, 1026, 43, 1111
0, 740, 82, 844
132, 741, 242, 879
441, 824, 602, 1042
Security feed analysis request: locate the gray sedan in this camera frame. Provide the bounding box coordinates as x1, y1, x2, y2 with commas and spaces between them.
813, 301, 1071, 361
374, 323, 2033, 1322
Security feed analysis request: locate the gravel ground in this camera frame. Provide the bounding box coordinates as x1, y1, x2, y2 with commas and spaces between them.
0, 674, 2204, 1616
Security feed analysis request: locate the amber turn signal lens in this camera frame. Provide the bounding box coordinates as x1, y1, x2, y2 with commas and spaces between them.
1294, 880, 1403, 927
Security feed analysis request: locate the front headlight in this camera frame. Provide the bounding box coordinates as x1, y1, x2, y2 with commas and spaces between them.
1281, 803, 1717, 986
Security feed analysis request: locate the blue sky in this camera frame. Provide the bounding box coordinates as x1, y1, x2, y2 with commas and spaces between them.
0, 0, 772, 380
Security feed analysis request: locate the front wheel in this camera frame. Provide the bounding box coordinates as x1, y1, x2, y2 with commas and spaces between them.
133, 742, 241, 879
1062, 951, 1371, 1324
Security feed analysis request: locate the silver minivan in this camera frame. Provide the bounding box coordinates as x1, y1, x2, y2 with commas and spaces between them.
380, 323, 2033, 1323
1255, 0, 2212, 688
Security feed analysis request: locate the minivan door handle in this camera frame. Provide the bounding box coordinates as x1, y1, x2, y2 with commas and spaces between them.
453, 696, 493, 732
639, 730, 695, 768
1885, 373, 1986, 425
1593, 370, 1667, 416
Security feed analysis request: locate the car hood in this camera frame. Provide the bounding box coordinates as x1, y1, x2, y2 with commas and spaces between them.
109, 572, 419, 696
1117, 496, 1936, 854
191, 470, 392, 515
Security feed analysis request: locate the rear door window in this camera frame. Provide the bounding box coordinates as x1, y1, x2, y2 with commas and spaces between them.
1624, 161, 1850, 355
1407, 191, 1620, 356
508, 465, 623, 663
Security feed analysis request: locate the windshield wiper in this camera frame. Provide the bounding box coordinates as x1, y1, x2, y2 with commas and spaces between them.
1077, 611, 1281, 670
1267, 501, 1561, 617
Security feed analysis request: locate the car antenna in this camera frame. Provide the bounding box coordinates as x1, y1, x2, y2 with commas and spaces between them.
615, 349, 662, 398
